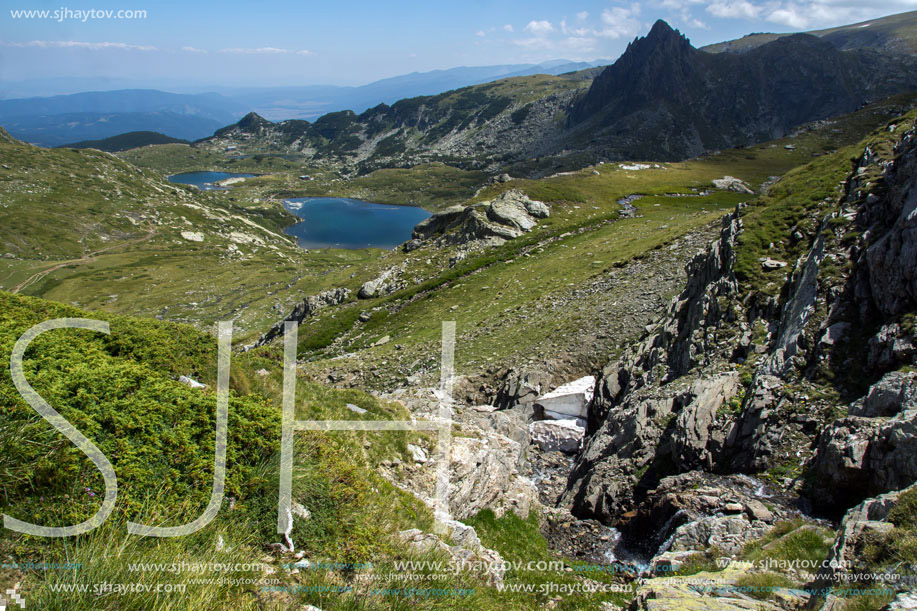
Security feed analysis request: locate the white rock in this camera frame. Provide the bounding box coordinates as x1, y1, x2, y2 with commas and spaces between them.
471, 405, 499, 413
761, 258, 788, 269
180, 231, 204, 242
178, 375, 207, 389
407, 443, 428, 464
529, 419, 585, 453
712, 176, 754, 194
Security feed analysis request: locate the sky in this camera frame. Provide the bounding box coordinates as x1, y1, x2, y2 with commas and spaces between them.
0, 0, 915, 92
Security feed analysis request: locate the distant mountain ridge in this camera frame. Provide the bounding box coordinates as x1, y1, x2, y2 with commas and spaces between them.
59, 131, 190, 152
196, 18, 917, 174
0, 60, 608, 146
702, 10, 917, 55
0, 89, 244, 146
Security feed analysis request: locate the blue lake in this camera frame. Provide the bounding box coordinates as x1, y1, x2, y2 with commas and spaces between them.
167, 171, 255, 190
283, 197, 431, 250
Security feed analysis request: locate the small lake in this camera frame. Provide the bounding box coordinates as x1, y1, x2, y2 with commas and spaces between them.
284, 197, 431, 250
167, 171, 255, 190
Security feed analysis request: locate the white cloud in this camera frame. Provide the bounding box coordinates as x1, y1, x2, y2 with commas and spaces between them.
577, 11, 589, 21
181, 45, 207, 53
503, 23, 514, 32
2, 39, 156, 51
524, 20, 555, 35
599, 6, 643, 39
767, 6, 810, 27
476, 30, 487, 37
218, 47, 311, 55
706, 0, 761, 19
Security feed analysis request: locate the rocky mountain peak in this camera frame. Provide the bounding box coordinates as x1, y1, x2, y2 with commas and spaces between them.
214, 111, 273, 137
645, 19, 685, 44
571, 19, 698, 124
236, 111, 272, 131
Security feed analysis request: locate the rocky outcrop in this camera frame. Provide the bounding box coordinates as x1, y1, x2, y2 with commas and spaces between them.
492, 367, 554, 410
563, 212, 742, 522
563, 121, 917, 536
449, 434, 538, 519
398, 522, 506, 586
713, 176, 754, 194
253, 288, 351, 347
412, 190, 549, 246
358, 265, 404, 299
849, 370, 917, 418
619, 471, 789, 557
811, 483, 917, 607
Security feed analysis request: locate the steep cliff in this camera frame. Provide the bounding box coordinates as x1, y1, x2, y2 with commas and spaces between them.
563, 113, 917, 555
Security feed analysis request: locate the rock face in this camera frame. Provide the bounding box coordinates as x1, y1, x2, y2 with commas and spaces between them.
449, 434, 537, 519
534, 376, 595, 421
411, 190, 549, 246
849, 371, 917, 418
254, 288, 351, 347
563, 212, 742, 522
563, 121, 917, 537
808, 374, 917, 511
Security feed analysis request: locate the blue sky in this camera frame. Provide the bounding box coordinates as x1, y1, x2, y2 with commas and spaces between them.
1, 0, 915, 90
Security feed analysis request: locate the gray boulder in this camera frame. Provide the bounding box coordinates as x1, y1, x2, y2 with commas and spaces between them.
849, 370, 917, 417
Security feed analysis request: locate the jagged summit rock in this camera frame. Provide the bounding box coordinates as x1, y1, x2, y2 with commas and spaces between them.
568, 22, 917, 161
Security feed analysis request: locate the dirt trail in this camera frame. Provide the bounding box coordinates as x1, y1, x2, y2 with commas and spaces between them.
12, 228, 156, 294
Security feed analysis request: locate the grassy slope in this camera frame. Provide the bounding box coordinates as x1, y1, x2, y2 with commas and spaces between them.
0, 291, 637, 610
0, 130, 387, 338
